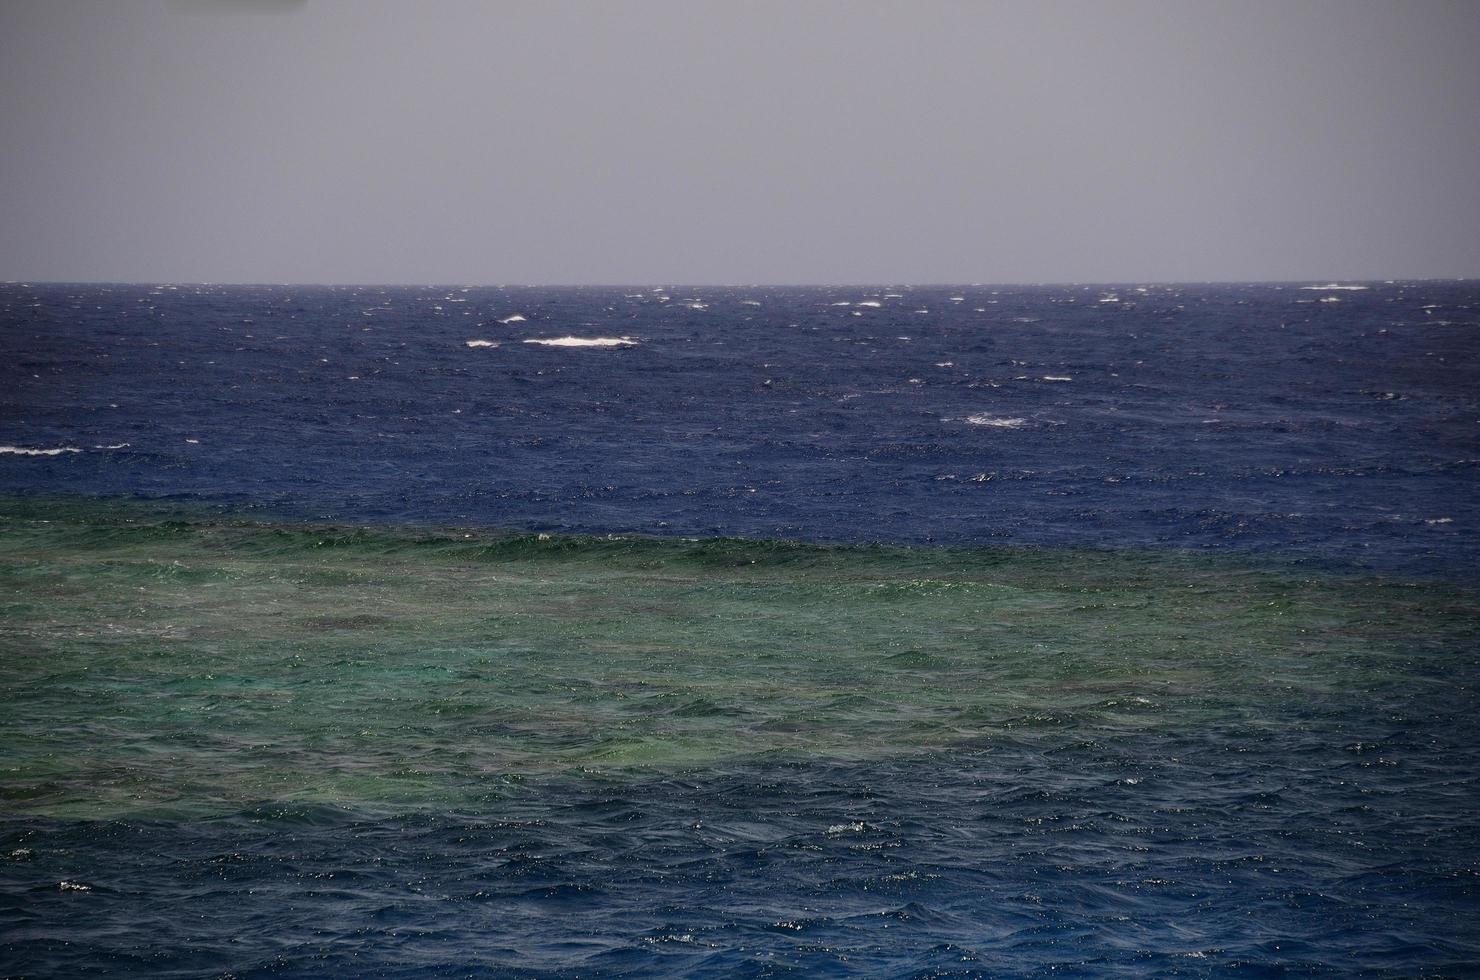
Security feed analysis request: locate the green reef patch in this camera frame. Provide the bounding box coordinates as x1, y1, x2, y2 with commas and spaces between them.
2, 496, 1476, 819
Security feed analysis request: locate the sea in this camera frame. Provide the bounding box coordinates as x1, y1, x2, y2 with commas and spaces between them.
1, 281, 1477, 977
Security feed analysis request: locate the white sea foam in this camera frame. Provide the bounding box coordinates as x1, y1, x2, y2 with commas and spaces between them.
93, 443, 130, 450
1301, 283, 1368, 290
523, 336, 637, 348
498, 314, 527, 324
740, 300, 762, 306
1426, 517, 1454, 525
0, 445, 81, 456
1042, 375, 1073, 382
856, 300, 882, 308
961, 414, 1028, 428
464, 340, 500, 348
1319, 296, 1341, 303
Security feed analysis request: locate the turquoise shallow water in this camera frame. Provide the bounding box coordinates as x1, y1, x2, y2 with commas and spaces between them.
3, 282, 1478, 975
3, 498, 1478, 975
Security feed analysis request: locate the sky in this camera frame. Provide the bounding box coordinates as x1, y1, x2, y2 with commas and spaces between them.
1, 0, 1478, 285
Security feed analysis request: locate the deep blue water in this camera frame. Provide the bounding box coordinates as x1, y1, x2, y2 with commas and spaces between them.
2, 281, 1476, 574
3, 282, 1478, 978
10, 735, 1480, 978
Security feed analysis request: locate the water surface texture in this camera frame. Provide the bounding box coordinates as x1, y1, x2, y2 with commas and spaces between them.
2, 282, 1476, 572
2, 284, 1478, 977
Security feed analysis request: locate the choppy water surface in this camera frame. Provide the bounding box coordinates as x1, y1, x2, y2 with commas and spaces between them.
1, 282, 1477, 573
2, 501, 1478, 976
2, 283, 1478, 976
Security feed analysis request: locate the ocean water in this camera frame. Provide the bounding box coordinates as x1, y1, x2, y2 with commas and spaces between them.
2, 282, 1476, 573
1, 283, 1478, 976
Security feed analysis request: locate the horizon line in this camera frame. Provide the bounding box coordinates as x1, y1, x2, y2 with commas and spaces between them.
2, 276, 1473, 290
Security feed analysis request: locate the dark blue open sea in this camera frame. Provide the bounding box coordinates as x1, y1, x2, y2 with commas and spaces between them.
2, 282, 1478, 976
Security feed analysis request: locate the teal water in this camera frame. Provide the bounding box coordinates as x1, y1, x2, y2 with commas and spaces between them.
4, 496, 1474, 817
3, 499, 1478, 975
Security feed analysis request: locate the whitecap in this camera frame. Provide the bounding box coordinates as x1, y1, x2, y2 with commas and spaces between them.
1041, 375, 1073, 382
523, 336, 637, 348
1426, 517, 1453, 525
961, 414, 1027, 428
0, 445, 81, 456
464, 339, 500, 348
1301, 283, 1368, 290
856, 300, 882, 308
498, 314, 527, 324
740, 299, 762, 306
1319, 296, 1341, 303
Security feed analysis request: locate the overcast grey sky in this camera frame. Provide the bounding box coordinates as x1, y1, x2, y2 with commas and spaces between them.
2, 0, 1478, 284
